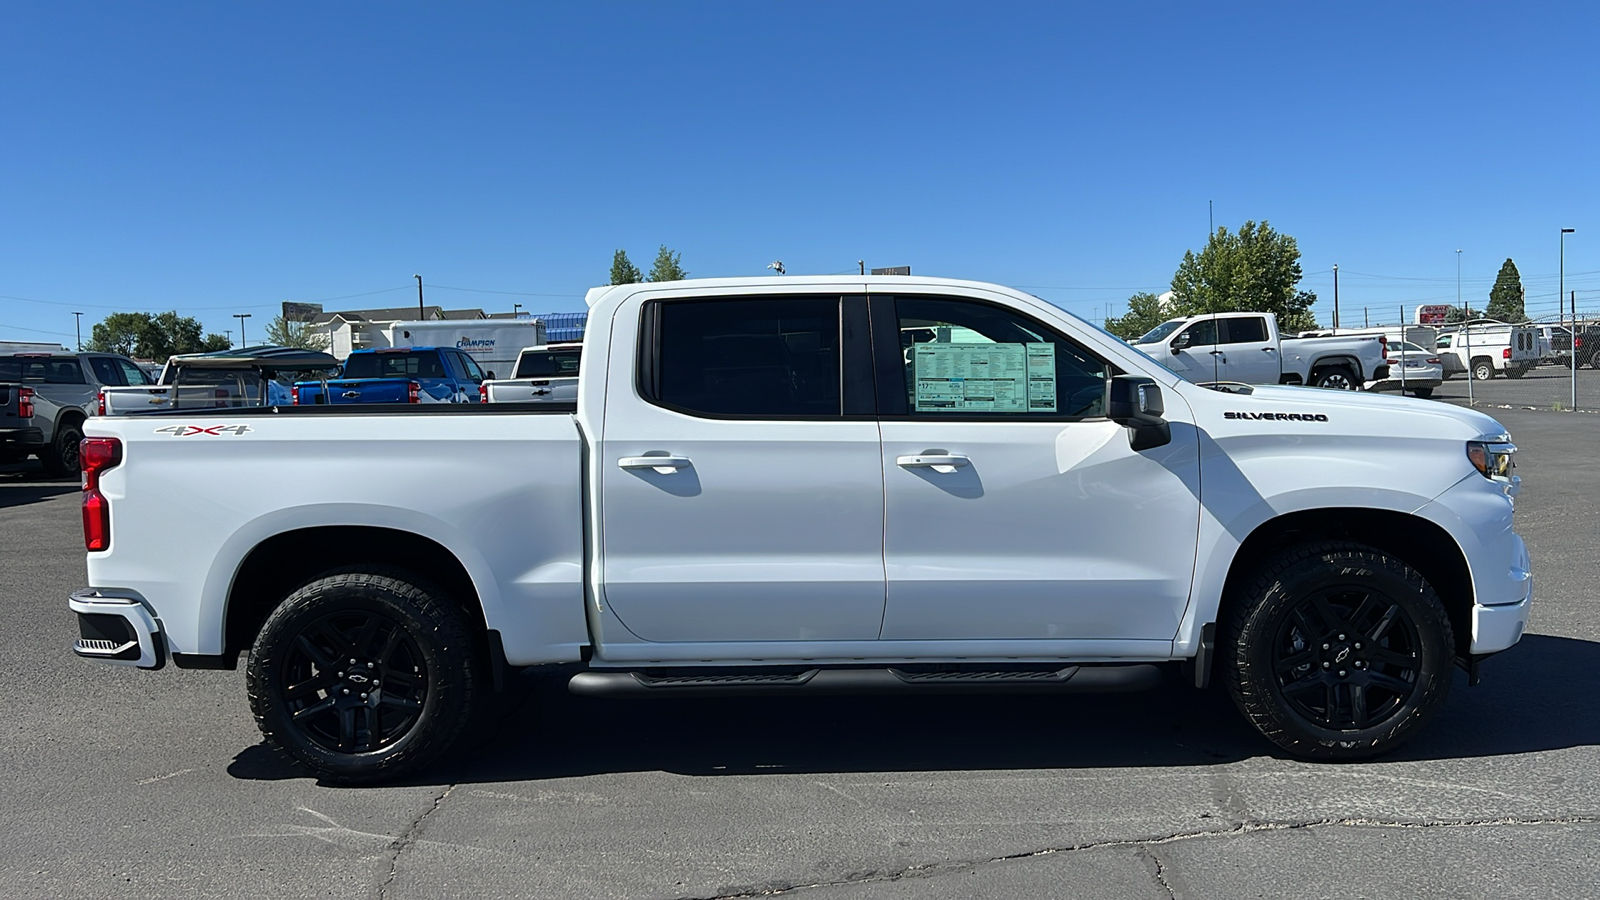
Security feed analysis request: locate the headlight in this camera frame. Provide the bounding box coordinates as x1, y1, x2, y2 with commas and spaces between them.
1466, 441, 1516, 479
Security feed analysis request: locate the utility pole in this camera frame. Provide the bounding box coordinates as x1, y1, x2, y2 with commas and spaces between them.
513, 302, 523, 318
72, 311, 83, 350
1562, 229, 1575, 409
1208, 200, 1214, 239
234, 313, 251, 348
224, 329, 232, 347
1332, 265, 1340, 328
414, 274, 425, 319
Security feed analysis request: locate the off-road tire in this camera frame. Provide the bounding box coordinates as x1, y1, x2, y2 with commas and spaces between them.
1222, 542, 1454, 761
246, 567, 479, 783
1311, 366, 1358, 391
41, 417, 83, 477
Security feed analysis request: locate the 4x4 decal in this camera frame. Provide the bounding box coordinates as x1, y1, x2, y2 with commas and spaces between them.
153, 424, 253, 436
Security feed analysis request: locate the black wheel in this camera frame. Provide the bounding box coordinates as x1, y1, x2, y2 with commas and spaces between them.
41, 418, 83, 477
1471, 357, 1494, 381
1222, 542, 1454, 760
246, 567, 480, 783
1410, 386, 1434, 399
1311, 366, 1358, 390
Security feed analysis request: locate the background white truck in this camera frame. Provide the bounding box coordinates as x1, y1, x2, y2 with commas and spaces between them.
481, 343, 582, 403
71, 276, 1529, 782
1434, 321, 1542, 380
1132, 312, 1390, 389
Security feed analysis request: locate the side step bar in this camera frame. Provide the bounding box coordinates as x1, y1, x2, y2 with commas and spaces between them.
569, 664, 1162, 698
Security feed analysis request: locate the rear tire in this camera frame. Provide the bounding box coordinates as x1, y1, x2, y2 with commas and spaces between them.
1471, 357, 1494, 381
246, 567, 479, 783
1410, 386, 1434, 399
1311, 366, 1358, 390
1504, 365, 1528, 379
41, 418, 83, 477
1222, 542, 1454, 761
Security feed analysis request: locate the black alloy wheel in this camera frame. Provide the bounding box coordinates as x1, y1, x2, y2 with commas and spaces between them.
247, 568, 479, 783
1269, 584, 1422, 731
275, 610, 429, 755
1223, 543, 1453, 760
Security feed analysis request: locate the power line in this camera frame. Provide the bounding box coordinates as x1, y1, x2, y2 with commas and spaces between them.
427, 284, 584, 298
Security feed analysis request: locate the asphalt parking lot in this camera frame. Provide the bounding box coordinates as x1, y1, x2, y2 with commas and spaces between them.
3, 407, 1597, 899
1431, 362, 1600, 412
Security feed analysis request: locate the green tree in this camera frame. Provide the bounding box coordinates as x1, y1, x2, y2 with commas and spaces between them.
85, 311, 230, 361
1486, 258, 1526, 322
1104, 292, 1171, 340
609, 249, 642, 285
1445, 305, 1486, 324
647, 245, 687, 282
264, 315, 331, 351
1169, 221, 1319, 332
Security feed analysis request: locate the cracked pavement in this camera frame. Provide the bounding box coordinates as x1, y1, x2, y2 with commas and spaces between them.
3, 407, 1597, 899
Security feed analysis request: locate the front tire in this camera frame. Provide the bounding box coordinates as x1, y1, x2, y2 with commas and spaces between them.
246, 568, 479, 783
1222, 543, 1454, 760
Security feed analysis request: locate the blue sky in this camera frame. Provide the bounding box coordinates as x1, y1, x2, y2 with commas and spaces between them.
4, 2, 1598, 347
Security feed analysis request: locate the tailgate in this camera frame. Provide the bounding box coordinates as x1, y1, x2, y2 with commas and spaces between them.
303, 379, 412, 404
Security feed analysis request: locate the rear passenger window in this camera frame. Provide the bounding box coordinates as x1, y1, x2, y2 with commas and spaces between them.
646, 297, 841, 417
89, 357, 124, 385
1223, 317, 1268, 344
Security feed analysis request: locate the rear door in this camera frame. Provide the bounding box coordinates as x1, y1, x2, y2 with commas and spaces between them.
872, 291, 1201, 643
1217, 316, 1281, 384
598, 292, 887, 642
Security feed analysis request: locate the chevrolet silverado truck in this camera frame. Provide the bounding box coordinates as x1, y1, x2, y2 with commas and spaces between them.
1132, 312, 1390, 390
481, 342, 581, 403
293, 347, 484, 405
2, 351, 150, 474
70, 276, 1530, 782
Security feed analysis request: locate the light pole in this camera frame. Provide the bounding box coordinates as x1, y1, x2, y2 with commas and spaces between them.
1458, 250, 1472, 405
234, 313, 251, 348
72, 311, 83, 350
1562, 228, 1576, 408
414, 274, 425, 319
513, 302, 523, 318
224, 329, 232, 347
1332, 265, 1340, 328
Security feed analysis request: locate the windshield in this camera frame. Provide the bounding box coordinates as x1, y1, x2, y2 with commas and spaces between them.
1132, 320, 1184, 345
514, 348, 582, 378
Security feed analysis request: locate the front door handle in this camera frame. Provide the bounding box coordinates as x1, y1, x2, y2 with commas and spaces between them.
896, 454, 970, 473
618, 456, 692, 473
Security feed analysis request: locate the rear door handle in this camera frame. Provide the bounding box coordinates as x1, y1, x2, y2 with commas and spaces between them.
618, 456, 692, 473
896, 454, 970, 472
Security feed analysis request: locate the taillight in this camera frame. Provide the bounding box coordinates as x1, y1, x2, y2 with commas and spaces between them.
1426, 357, 1441, 364
96, 389, 106, 417
81, 437, 122, 552
1380, 337, 1389, 360
478, 383, 488, 403
1576, 337, 1584, 350
408, 381, 420, 404
291, 385, 300, 405
1502, 348, 1512, 359
18, 386, 35, 419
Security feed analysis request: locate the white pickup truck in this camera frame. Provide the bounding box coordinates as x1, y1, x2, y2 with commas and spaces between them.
480, 342, 581, 403
1132, 312, 1390, 390
70, 276, 1530, 782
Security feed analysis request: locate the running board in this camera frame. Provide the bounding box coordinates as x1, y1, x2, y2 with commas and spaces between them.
568, 665, 1162, 698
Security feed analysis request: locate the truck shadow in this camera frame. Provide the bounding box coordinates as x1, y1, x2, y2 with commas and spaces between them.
227, 633, 1599, 785
0, 463, 79, 508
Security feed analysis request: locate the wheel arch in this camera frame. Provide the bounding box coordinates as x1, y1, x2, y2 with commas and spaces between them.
1215, 508, 1474, 661
221, 525, 489, 660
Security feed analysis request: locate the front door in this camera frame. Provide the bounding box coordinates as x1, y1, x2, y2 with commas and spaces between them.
599, 294, 887, 643
1217, 315, 1281, 385
872, 293, 1201, 642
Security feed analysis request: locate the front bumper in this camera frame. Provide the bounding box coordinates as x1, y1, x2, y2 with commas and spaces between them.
69, 589, 164, 669
1470, 531, 1532, 655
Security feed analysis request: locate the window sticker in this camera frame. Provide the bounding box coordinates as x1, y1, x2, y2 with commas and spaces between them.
914, 342, 1054, 412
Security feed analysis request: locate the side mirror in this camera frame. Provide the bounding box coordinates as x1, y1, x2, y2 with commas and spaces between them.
1170, 331, 1191, 351
1108, 375, 1171, 452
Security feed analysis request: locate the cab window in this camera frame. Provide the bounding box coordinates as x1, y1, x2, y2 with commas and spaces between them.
879, 296, 1107, 418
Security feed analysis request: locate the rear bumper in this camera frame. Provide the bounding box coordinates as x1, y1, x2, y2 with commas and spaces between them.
0, 427, 45, 449
69, 589, 164, 669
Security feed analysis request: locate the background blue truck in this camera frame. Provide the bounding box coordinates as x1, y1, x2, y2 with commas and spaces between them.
293, 347, 486, 404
